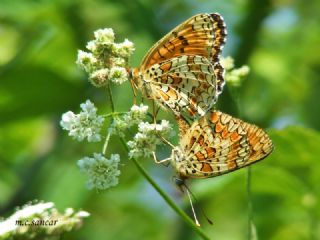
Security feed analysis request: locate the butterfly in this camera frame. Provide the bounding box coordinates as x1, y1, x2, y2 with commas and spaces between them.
157, 110, 273, 182
131, 13, 227, 119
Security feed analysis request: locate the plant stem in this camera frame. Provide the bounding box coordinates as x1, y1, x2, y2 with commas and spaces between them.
246, 166, 253, 240
106, 83, 210, 239
119, 137, 210, 240
102, 112, 127, 118
102, 133, 111, 155
229, 86, 254, 240
107, 83, 115, 112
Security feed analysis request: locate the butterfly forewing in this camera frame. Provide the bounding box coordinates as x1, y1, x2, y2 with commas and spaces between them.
132, 13, 227, 118
140, 13, 226, 69
173, 111, 274, 178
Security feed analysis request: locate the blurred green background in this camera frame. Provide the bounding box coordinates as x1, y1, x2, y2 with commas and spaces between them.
1, 0, 320, 239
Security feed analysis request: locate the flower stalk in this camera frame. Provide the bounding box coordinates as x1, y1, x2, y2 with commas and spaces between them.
224, 58, 254, 240
107, 84, 210, 240
118, 137, 210, 240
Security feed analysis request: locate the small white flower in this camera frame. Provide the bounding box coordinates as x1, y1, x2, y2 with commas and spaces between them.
0, 202, 52, 236
78, 153, 121, 190
0, 202, 89, 238
65, 208, 74, 216
225, 65, 250, 87
111, 57, 126, 67
76, 211, 90, 218
220, 56, 235, 70
76, 27, 135, 86
94, 28, 115, 45
108, 117, 127, 137
60, 100, 104, 142
89, 68, 109, 87
0, 202, 54, 236
113, 39, 135, 58
109, 66, 128, 84
122, 39, 134, 50
60, 111, 76, 130
76, 50, 97, 72
233, 65, 250, 77
80, 99, 96, 113
14, 202, 54, 219
128, 120, 175, 159
126, 104, 149, 124
86, 40, 97, 52
108, 104, 149, 136
221, 56, 250, 87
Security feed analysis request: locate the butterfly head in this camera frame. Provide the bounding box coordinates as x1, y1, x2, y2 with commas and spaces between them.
171, 148, 188, 192
130, 68, 141, 90
171, 147, 184, 162
131, 67, 153, 98
170, 147, 186, 175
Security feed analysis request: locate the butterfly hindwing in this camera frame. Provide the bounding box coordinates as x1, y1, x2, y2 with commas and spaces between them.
174, 111, 274, 178
141, 55, 223, 118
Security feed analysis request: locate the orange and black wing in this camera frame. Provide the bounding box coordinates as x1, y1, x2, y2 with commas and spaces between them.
177, 111, 274, 178
140, 13, 226, 90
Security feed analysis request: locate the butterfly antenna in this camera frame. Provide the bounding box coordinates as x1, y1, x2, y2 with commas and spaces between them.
184, 184, 213, 225
185, 185, 201, 227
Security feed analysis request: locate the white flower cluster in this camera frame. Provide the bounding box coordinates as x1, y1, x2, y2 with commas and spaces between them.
108, 104, 149, 137
60, 100, 104, 142
78, 153, 121, 190
0, 201, 89, 239
127, 120, 174, 159
221, 56, 250, 87
76, 28, 135, 87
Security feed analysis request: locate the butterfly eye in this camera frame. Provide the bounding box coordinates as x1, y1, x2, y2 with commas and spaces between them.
174, 177, 185, 188
172, 148, 183, 160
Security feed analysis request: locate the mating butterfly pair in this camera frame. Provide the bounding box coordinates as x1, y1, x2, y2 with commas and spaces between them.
131, 13, 273, 182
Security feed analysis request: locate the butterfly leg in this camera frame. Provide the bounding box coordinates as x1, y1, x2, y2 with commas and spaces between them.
157, 134, 175, 149
152, 151, 170, 166
152, 100, 160, 124
129, 79, 137, 105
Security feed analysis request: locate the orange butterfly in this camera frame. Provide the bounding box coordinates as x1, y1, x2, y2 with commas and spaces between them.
156, 110, 273, 182
131, 13, 227, 118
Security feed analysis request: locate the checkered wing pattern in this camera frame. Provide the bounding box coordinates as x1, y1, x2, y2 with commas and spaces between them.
141, 55, 224, 117
132, 13, 226, 118
173, 111, 274, 178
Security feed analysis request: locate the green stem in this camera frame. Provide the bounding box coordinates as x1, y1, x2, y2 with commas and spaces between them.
229, 85, 254, 240
118, 137, 210, 240
107, 83, 115, 112
246, 166, 253, 240
101, 112, 127, 118
106, 83, 210, 239
102, 133, 111, 155
309, 208, 317, 240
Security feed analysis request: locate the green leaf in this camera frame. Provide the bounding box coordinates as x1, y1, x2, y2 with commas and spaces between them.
267, 126, 320, 167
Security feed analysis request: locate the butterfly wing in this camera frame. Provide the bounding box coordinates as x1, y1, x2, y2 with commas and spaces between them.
142, 55, 224, 118
175, 111, 274, 178
140, 13, 227, 70
132, 13, 226, 118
